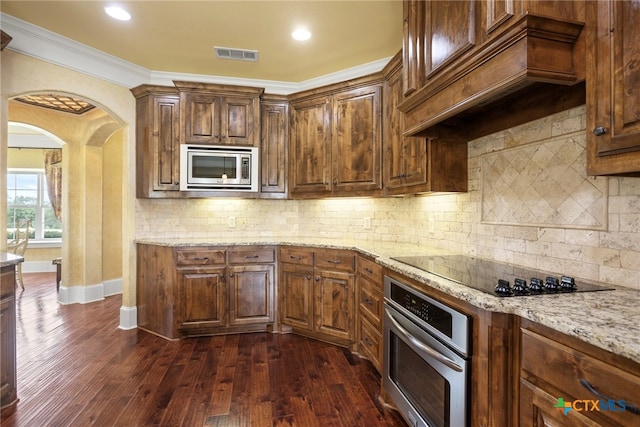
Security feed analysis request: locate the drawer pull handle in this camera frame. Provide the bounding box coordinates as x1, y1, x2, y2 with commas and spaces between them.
192, 257, 209, 261
326, 259, 341, 265
363, 337, 372, 346
244, 255, 260, 259
365, 268, 374, 274
579, 379, 640, 415
290, 255, 303, 260
363, 299, 374, 306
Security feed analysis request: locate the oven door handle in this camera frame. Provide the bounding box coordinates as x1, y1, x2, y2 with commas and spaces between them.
387, 310, 464, 373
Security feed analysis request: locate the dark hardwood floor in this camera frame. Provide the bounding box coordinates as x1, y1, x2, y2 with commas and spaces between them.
1, 273, 406, 427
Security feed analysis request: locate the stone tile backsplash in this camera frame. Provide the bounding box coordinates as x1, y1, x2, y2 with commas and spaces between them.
136, 106, 640, 290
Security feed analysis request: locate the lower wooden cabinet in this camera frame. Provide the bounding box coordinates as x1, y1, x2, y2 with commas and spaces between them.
228, 264, 275, 326
520, 321, 640, 427
314, 269, 354, 341
279, 262, 313, 331
279, 247, 356, 346
178, 267, 226, 333
137, 244, 276, 339
1, 264, 18, 411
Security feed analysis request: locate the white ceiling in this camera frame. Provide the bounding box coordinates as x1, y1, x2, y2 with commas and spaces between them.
1, 1, 403, 83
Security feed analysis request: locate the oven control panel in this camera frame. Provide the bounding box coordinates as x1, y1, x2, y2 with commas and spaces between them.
384, 276, 470, 357
394, 285, 453, 338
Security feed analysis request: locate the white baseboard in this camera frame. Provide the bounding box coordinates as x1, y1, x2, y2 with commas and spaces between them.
119, 305, 138, 330
22, 260, 57, 273
57, 277, 122, 305
103, 278, 123, 296
58, 282, 105, 305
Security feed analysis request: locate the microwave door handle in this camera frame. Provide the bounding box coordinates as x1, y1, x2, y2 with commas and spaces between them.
387, 310, 463, 373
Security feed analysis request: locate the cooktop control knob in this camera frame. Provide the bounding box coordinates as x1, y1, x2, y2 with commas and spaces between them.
530, 277, 544, 293
495, 279, 512, 296
512, 278, 529, 295
545, 276, 561, 291
560, 276, 577, 291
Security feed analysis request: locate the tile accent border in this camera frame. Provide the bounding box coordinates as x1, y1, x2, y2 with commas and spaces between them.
481, 134, 608, 230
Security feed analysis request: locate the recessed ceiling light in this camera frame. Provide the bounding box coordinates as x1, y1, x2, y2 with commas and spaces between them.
292, 28, 311, 41
104, 6, 131, 21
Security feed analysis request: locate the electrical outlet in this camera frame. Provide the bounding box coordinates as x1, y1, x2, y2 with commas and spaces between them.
228, 216, 236, 228
364, 217, 372, 230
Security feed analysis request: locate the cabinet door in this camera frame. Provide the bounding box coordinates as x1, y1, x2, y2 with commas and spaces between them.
179, 267, 226, 330
182, 92, 221, 144
228, 264, 274, 326
384, 66, 428, 193
332, 85, 383, 194
152, 96, 181, 191
314, 270, 355, 341
260, 101, 288, 194
220, 96, 257, 146
0, 295, 17, 408
587, 0, 640, 174
289, 97, 332, 196
280, 264, 314, 331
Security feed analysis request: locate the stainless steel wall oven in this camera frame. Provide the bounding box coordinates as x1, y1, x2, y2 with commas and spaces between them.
383, 276, 471, 427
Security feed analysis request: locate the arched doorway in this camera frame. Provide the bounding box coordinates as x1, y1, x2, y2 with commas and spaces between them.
7, 93, 124, 304
1, 50, 137, 329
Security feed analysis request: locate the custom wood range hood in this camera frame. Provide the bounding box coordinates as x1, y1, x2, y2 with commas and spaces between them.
399, 5, 586, 140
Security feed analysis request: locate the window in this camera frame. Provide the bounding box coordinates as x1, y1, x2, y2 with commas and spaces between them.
6, 169, 62, 241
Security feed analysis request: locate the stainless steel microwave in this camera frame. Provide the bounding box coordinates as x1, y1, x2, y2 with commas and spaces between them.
180, 144, 259, 192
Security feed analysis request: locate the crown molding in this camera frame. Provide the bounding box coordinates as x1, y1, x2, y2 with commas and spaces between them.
1, 13, 391, 94
1, 13, 150, 87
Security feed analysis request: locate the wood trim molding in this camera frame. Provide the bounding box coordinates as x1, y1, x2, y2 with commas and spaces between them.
1, 30, 12, 51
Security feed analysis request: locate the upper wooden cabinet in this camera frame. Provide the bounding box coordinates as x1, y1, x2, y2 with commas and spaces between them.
289, 96, 332, 196
260, 95, 289, 196
131, 85, 181, 198
289, 78, 383, 198
587, 0, 640, 176
384, 53, 467, 195
400, 0, 585, 136
174, 81, 264, 147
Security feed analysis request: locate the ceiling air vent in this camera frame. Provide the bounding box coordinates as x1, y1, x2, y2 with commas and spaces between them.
214, 46, 259, 62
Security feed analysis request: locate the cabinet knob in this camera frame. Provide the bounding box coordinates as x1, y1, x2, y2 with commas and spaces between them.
315, 276, 320, 282
306, 275, 312, 280
593, 126, 607, 136
229, 272, 234, 277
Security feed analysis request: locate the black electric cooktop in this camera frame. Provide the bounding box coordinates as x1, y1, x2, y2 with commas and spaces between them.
391, 255, 615, 297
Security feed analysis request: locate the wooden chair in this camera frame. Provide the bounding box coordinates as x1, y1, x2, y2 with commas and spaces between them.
7, 219, 31, 290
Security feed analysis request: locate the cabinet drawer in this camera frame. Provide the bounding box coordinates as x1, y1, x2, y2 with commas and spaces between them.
521, 329, 640, 426
228, 248, 275, 264
314, 249, 356, 272
359, 278, 383, 329
357, 256, 382, 284
359, 316, 382, 371
175, 248, 226, 266
279, 247, 314, 266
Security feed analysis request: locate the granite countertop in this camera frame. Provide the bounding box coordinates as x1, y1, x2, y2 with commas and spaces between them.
136, 237, 640, 364
1, 252, 24, 268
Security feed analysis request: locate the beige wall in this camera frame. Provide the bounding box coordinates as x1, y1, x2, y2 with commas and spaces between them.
136, 106, 640, 291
